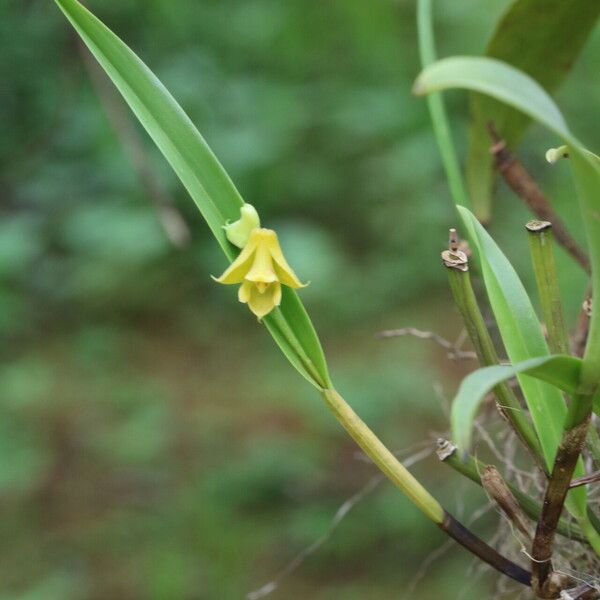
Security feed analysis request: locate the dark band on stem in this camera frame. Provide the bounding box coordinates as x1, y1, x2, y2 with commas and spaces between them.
439, 511, 531, 586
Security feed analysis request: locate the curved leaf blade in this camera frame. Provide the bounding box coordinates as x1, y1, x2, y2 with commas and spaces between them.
466, 0, 600, 220
452, 355, 582, 455
54, 0, 331, 389
414, 56, 571, 140
458, 206, 567, 469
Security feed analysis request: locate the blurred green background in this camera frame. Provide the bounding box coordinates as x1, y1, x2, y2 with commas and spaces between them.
2, 0, 599, 598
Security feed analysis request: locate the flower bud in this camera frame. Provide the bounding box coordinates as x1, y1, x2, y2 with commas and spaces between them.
545, 145, 569, 165
223, 203, 261, 248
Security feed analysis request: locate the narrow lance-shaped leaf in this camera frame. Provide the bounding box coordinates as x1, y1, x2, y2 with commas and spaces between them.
457, 207, 590, 520
451, 355, 583, 456
457, 206, 569, 470
54, 0, 331, 389
466, 0, 600, 221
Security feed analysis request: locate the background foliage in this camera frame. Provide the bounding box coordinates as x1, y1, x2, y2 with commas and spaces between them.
2, 0, 599, 597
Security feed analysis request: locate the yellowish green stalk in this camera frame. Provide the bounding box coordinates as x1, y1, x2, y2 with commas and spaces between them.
322, 388, 443, 522
321, 388, 531, 586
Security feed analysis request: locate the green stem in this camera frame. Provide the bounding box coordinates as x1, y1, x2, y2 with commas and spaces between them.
524, 222, 600, 588
527, 221, 600, 464
321, 389, 530, 585
526, 221, 568, 355
323, 389, 444, 523
417, 0, 470, 210
443, 254, 544, 467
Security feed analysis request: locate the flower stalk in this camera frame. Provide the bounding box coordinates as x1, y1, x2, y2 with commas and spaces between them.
321, 389, 531, 585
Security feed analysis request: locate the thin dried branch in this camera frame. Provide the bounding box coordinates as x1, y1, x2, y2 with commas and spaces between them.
376, 326, 476, 360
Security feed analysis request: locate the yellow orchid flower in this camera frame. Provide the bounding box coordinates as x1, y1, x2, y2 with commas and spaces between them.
214, 227, 307, 319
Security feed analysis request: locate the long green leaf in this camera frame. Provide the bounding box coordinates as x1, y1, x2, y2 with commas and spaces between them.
466, 0, 600, 221
54, 0, 331, 389
452, 355, 582, 456
414, 57, 571, 139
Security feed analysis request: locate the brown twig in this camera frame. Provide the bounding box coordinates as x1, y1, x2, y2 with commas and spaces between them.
77, 39, 191, 248
487, 123, 590, 274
